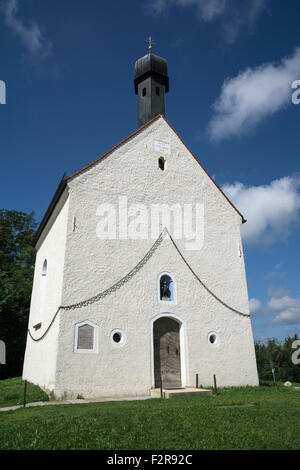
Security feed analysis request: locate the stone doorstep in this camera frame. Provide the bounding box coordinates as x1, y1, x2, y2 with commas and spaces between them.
150, 387, 213, 399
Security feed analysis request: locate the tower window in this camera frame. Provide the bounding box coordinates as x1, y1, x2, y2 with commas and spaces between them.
158, 157, 166, 171
159, 274, 175, 302
142, 88, 146, 96
156, 87, 160, 96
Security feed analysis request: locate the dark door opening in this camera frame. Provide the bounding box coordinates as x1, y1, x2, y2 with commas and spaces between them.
153, 317, 181, 389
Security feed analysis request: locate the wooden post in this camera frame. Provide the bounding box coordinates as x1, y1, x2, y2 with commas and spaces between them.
160, 376, 163, 399
196, 374, 199, 389
272, 368, 276, 383
213, 374, 217, 395
23, 380, 27, 408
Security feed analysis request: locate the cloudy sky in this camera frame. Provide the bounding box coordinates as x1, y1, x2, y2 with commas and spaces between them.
0, 0, 299, 341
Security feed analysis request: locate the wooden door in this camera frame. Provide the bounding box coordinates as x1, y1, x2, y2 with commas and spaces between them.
154, 317, 181, 388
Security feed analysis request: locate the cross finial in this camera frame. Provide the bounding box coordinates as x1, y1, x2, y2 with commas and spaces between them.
146, 36, 155, 52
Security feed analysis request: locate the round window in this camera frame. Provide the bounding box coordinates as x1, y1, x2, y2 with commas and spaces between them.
110, 329, 126, 347
208, 332, 219, 346
113, 332, 121, 343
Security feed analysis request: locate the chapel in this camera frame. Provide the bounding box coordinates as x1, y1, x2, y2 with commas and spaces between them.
23, 45, 259, 399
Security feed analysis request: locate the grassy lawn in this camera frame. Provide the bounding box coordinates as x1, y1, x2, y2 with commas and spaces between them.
0, 380, 300, 450
0, 377, 49, 408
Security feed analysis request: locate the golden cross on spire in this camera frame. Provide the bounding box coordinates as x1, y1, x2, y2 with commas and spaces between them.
146, 36, 155, 52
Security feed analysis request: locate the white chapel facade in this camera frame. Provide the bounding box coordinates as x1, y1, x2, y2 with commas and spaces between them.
23, 49, 259, 399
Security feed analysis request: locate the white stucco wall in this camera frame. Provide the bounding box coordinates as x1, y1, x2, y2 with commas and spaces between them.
22, 191, 70, 391
48, 117, 258, 399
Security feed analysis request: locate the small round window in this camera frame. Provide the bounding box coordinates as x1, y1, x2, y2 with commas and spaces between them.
110, 329, 126, 347
208, 332, 219, 346
113, 332, 121, 343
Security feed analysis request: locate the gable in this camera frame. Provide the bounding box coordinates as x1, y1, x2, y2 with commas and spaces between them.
34, 115, 244, 246
66, 115, 245, 222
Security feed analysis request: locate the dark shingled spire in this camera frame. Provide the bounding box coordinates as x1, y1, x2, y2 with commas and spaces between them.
134, 51, 169, 127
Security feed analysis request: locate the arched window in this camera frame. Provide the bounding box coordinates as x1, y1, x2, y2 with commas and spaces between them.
142, 87, 146, 96
38, 258, 47, 322
42, 259, 47, 276
74, 321, 98, 353
159, 274, 175, 302
158, 157, 166, 171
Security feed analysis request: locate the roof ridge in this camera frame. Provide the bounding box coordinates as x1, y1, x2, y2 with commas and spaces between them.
161, 116, 245, 222
34, 114, 245, 246
66, 114, 162, 181
67, 113, 244, 221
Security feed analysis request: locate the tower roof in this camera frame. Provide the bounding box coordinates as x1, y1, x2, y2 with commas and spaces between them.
134, 52, 169, 94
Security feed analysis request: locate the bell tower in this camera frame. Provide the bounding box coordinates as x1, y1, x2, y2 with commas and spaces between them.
134, 39, 169, 128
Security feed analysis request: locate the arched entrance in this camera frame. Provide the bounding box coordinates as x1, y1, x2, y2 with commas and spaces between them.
153, 317, 182, 388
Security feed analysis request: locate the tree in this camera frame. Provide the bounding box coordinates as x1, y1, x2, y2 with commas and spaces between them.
0, 210, 37, 379
255, 335, 300, 383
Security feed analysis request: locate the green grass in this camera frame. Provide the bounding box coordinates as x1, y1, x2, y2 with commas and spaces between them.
0, 377, 49, 408
0, 381, 300, 450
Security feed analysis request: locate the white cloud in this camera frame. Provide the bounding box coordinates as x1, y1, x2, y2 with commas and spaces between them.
182, 0, 227, 21
147, 0, 268, 40
248, 0, 267, 23
267, 287, 291, 299
223, 0, 268, 43
249, 288, 300, 326
208, 48, 300, 141
264, 264, 284, 281
222, 176, 300, 245
149, 0, 227, 20
249, 298, 262, 313
265, 295, 300, 325
2, 0, 52, 57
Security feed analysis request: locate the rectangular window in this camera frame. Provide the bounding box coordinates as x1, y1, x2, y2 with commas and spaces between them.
74, 321, 98, 353
77, 324, 94, 350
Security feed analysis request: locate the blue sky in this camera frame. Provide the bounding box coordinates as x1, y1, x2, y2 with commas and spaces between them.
0, 0, 299, 341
